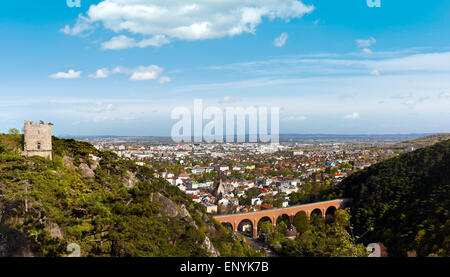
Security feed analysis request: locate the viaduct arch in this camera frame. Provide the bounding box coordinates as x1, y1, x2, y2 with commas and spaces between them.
213, 198, 351, 238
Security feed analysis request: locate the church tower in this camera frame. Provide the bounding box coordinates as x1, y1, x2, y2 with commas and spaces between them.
22, 120, 52, 160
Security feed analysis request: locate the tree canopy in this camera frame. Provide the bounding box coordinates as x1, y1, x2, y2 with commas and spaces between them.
331, 139, 450, 257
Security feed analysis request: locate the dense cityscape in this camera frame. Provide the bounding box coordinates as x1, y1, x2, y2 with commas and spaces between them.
86, 138, 408, 217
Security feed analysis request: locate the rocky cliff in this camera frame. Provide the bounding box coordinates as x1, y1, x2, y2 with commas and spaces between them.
0, 135, 261, 257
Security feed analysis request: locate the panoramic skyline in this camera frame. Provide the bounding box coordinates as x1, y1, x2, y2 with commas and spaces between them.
1, 0, 450, 136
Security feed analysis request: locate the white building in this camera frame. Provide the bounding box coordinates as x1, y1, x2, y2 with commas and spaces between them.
206, 204, 218, 214
251, 198, 262, 206
218, 198, 230, 206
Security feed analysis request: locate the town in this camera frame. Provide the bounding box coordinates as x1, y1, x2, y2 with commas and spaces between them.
86, 137, 404, 218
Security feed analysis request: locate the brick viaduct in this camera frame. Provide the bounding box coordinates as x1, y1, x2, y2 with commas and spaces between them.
213, 198, 352, 238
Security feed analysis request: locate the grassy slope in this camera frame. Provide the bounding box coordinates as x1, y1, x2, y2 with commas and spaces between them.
0, 135, 261, 257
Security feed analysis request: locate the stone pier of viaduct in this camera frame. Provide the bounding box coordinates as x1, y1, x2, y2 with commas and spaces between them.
213, 198, 352, 238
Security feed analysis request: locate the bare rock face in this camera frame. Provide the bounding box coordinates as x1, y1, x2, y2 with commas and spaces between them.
123, 171, 137, 188
202, 236, 220, 257
79, 163, 95, 178
156, 193, 181, 218
90, 160, 100, 171
155, 193, 193, 220
151, 194, 219, 256
62, 156, 75, 169
88, 154, 100, 171
178, 204, 191, 218
46, 223, 63, 239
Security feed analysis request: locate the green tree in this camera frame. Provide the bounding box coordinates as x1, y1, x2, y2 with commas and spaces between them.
0, 134, 265, 258
278, 209, 367, 257
336, 139, 450, 256
277, 221, 288, 236
8, 128, 20, 135
325, 209, 368, 257
259, 220, 274, 234
292, 211, 309, 234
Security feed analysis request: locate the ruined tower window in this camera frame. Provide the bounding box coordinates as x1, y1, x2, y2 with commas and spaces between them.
37, 142, 41, 150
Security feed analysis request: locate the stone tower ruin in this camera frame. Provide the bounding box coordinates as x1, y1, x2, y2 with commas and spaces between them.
23, 120, 52, 160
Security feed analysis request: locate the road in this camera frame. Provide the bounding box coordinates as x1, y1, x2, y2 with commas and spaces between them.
243, 236, 279, 257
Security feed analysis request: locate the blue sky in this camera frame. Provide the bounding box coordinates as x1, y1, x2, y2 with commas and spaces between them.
1, 0, 450, 136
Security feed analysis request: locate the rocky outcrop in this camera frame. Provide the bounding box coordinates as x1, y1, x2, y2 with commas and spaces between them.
46, 223, 63, 239
62, 156, 75, 169
123, 171, 137, 188
63, 156, 98, 178
202, 236, 220, 257
155, 193, 191, 219
153, 193, 220, 257
79, 163, 95, 178
178, 204, 191, 218
0, 135, 257, 258
88, 154, 100, 171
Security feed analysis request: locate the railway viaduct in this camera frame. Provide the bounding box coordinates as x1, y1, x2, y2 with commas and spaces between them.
213, 198, 352, 238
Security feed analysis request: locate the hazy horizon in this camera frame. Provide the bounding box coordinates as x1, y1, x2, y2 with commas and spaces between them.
1, 1, 450, 135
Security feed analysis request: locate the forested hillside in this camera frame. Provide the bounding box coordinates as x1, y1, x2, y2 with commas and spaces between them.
0, 134, 262, 257
331, 139, 450, 257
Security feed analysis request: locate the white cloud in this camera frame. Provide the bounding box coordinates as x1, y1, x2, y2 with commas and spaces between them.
208, 50, 450, 77
49, 69, 81, 79
112, 66, 129, 75
403, 100, 416, 108
370, 69, 381, 76
372, 52, 450, 72
356, 37, 376, 48
89, 68, 109, 79
401, 96, 429, 109
362, 48, 373, 54
439, 92, 450, 98
158, 76, 172, 84
60, 14, 93, 36
86, 65, 170, 82
101, 35, 170, 50
78, 102, 118, 114
274, 32, 288, 47
344, 112, 360, 120
76, 102, 122, 122
66, 0, 314, 48
129, 65, 164, 81
138, 35, 170, 48
101, 35, 136, 50
106, 65, 169, 82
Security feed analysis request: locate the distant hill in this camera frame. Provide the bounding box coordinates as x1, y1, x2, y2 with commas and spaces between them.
383, 133, 450, 151
332, 139, 450, 256
60, 133, 432, 145
0, 135, 261, 257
